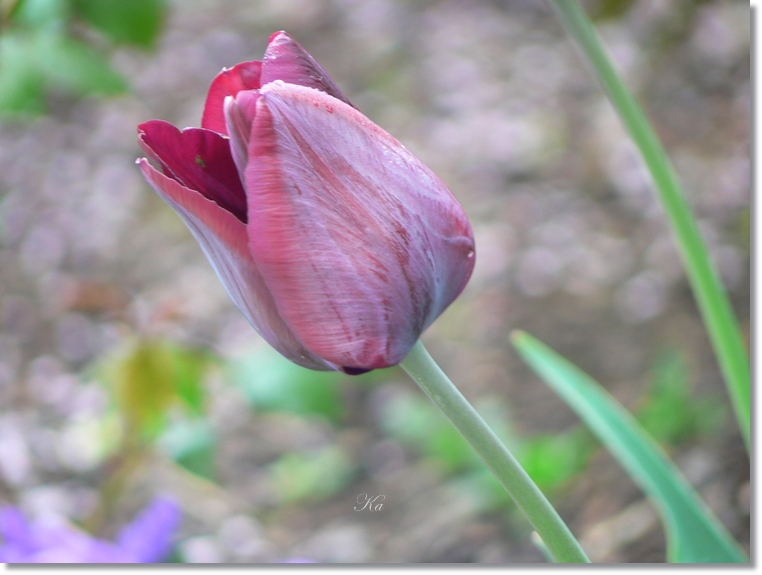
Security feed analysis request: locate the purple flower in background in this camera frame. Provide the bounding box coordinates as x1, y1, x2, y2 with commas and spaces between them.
0, 496, 181, 563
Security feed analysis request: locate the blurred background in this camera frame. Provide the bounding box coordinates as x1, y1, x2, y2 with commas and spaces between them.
0, 0, 750, 563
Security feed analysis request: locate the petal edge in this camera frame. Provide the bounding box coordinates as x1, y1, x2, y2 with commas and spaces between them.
138, 158, 338, 372
242, 83, 474, 370
138, 120, 248, 223
261, 31, 352, 106
201, 60, 262, 135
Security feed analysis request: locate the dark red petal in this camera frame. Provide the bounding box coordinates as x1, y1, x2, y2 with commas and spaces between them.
261, 31, 352, 106
138, 120, 248, 223
137, 158, 337, 372
201, 60, 262, 135
242, 83, 474, 371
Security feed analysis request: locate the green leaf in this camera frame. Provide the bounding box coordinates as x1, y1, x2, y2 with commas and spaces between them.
511, 331, 747, 563
636, 350, 726, 446
637, 350, 694, 445
520, 429, 595, 492
166, 344, 211, 416
70, 0, 167, 48
10, 0, 70, 30
102, 341, 176, 439
229, 347, 345, 422
34, 33, 128, 95
650, 350, 690, 396
549, 0, 750, 451
0, 33, 47, 117
268, 445, 356, 504
0, 30, 127, 119
95, 338, 211, 441
158, 418, 216, 480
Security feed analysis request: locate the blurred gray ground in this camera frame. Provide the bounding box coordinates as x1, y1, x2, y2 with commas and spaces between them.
0, 0, 750, 563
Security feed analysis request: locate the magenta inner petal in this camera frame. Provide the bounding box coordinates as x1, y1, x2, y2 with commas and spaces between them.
138, 120, 248, 223
201, 60, 263, 135
261, 31, 352, 106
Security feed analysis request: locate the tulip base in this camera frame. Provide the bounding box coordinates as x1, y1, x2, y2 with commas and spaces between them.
400, 340, 590, 563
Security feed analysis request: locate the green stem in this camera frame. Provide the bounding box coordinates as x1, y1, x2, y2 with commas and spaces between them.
400, 340, 589, 563
549, 0, 750, 451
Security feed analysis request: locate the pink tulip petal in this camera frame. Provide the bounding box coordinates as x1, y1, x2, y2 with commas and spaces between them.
224, 90, 261, 177
261, 31, 351, 106
138, 158, 338, 371
201, 60, 262, 135
138, 120, 248, 223
242, 83, 474, 371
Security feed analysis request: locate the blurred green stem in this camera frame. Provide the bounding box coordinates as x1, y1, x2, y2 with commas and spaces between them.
549, 0, 750, 452
81, 447, 147, 535
400, 341, 589, 563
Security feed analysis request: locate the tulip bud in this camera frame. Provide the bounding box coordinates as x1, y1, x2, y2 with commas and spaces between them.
137, 31, 474, 374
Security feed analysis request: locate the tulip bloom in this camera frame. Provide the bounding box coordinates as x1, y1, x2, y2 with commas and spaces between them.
138, 31, 475, 374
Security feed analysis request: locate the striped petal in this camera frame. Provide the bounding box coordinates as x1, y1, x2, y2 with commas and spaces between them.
137, 157, 337, 371
234, 83, 474, 371
261, 31, 351, 105
223, 90, 260, 178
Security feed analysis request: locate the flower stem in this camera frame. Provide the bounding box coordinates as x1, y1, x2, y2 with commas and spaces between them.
548, 0, 750, 452
400, 340, 589, 563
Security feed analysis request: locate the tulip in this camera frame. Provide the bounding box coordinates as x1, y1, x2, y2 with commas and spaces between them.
137, 31, 475, 374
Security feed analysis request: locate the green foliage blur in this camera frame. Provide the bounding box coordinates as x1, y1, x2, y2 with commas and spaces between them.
95, 338, 210, 441
268, 446, 357, 504
375, 348, 726, 516
379, 390, 596, 512
87, 337, 723, 516
635, 350, 726, 447
92, 337, 218, 482
0, 0, 167, 118
229, 346, 349, 424
228, 347, 382, 504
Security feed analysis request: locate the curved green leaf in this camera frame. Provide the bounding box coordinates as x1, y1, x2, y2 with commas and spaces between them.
549, 0, 749, 452
511, 331, 747, 563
